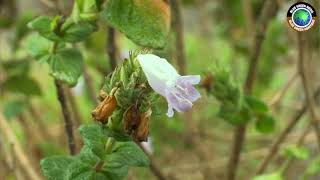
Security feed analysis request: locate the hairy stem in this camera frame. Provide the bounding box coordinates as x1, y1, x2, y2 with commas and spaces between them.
94, 137, 116, 172
107, 27, 118, 73
170, 0, 186, 74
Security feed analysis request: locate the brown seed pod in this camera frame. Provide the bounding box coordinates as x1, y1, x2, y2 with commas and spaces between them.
123, 105, 141, 135
91, 95, 117, 124
133, 109, 152, 142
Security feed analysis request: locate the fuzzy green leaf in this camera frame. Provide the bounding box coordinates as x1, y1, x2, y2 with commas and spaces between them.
107, 142, 149, 167
24, 33, 53, 61
45, 48, 83, 86
40, 156, 74, 180
79, 123, 108, 158
61, 20, 97, 42
102, 0, 170, 49
255, 114, 275, 134
28, 16, 61, 41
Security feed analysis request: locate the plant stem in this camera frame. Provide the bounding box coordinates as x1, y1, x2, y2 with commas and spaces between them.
227, 1, 278, 179
297, 32, 320, 150
256, 86, 320, 174
170, 0, 186, 74
137, 142, 170, 180
107, 27, 118, 73
54, 79, 76, 155
94, 137, 116, 172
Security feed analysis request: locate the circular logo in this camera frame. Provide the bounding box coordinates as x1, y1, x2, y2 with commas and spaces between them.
287, 2, 316, 31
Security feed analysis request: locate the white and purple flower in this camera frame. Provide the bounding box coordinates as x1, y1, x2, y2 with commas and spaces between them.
137, 54, 201, 117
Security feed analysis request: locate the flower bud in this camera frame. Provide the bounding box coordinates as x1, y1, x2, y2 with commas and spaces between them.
91, 95, 117, 124
200, 73, 213, 92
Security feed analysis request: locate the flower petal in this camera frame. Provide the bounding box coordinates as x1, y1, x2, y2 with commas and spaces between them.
165, 89, 193, 113
137, 54, 179, 96
178, 75, 201, 85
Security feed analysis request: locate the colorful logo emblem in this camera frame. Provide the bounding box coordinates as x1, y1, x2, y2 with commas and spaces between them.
287, 2, 316, 31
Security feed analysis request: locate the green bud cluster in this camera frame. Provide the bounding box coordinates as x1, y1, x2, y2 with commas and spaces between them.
102, 52, 159, 133
204, 64, 275, 132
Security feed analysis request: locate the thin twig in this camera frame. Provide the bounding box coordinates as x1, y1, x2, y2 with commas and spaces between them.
83, 65, 98, 105
297, 32, 320, 149
65, 87, 82, 128
227, 1, 279, 179
256, 86, 320, 174
0, 112, 41, 180
170, 0, 186, 74
54, 80, 76, 155
268, 71, 298, 107
106, 27, 118, 73
137, 142, 171, 180
282, 122, 312, 174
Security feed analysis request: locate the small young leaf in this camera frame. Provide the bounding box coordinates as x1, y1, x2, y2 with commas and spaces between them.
253, 172, 283, 180
61, 19, 97, 42
2, 75, 42, 96
24, 33, 52, 61
28, 16, 61, 41
102, 0, 170, 49
40, 156, 74, 180
255, 114, 275, 134
245, 96, 268, 114
107, 141, 149, 167
282, 145, 309, 160
46, 48, 83, 86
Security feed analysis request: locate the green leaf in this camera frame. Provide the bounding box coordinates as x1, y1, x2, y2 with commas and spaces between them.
76, 146, 128, 180
253, 172, 283, 180
3, 100, 28, 120
28, 16, 61, 41
218, 103, 250, 125
46, 48, 83, 86
282, 145, 309, 160
2, 75, 42, 96
2, 60, 30, 76
255, 114, 275, 134
102, 0, 170, 49
245, 96, 268, 114
40, 156, 74, 180
303, 156, 320, 179
24, 33, 52, 61
107, 141, 149, 167
105, 127, 132, 142
65, 159, 127, 180
61, 20, 97, 42
79, 123, 108, 158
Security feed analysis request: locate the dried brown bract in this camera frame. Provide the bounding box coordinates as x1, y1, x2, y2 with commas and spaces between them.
91, 95, 117, 124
